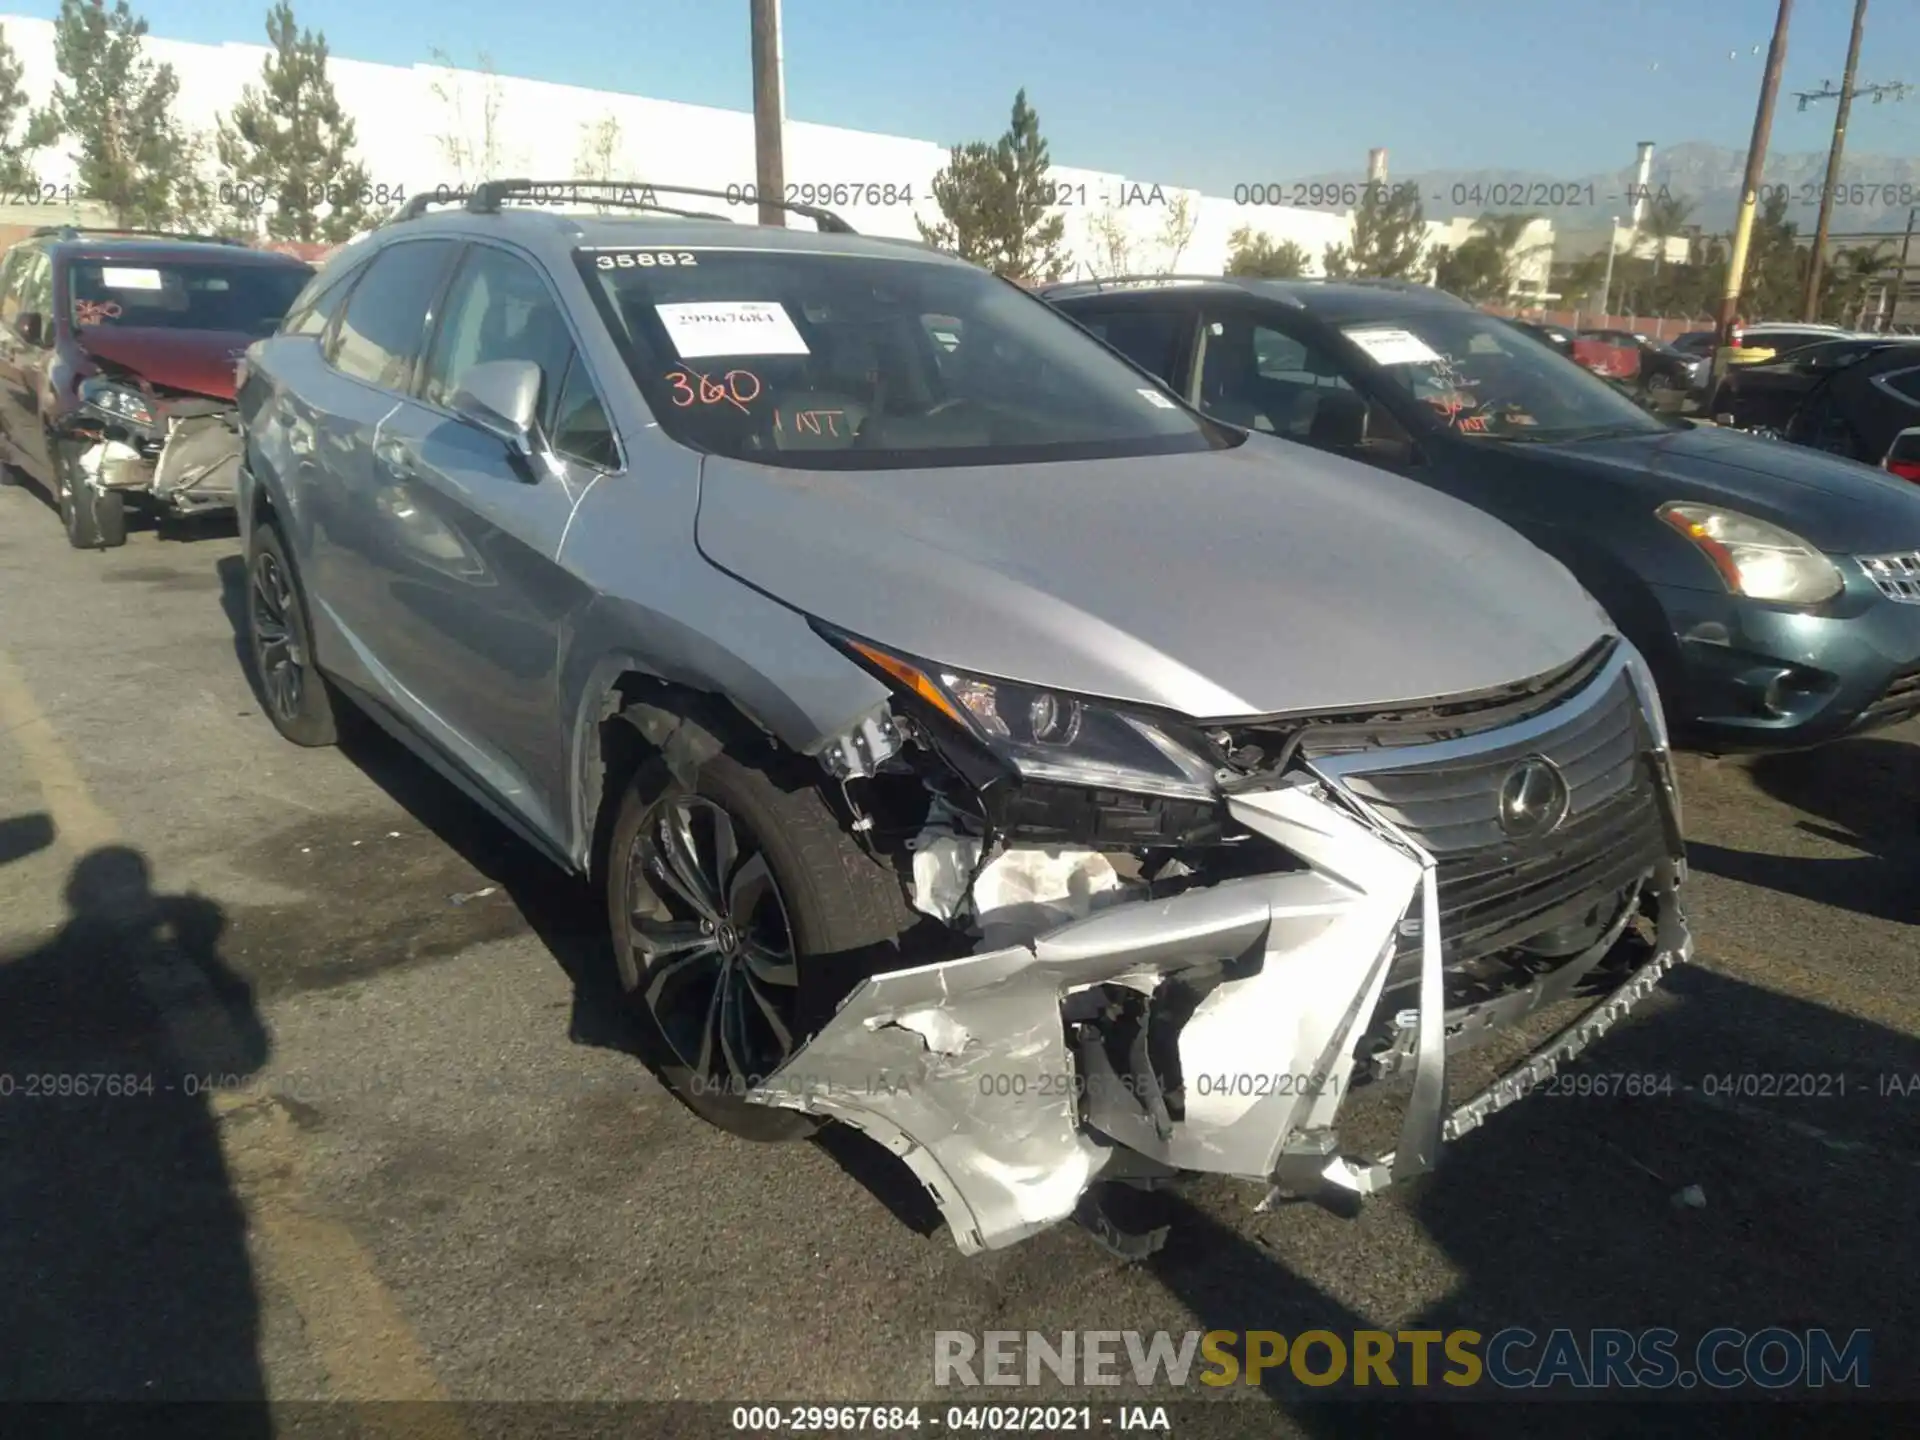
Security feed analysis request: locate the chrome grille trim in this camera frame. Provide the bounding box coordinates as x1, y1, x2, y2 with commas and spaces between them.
1858, 550, 1920, 605
1307, 646, 1668, 969
1314, 668, 1641, 858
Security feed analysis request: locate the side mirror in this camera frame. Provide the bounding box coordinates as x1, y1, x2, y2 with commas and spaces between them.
13, 311, 44, 346
450, 359, 542, 461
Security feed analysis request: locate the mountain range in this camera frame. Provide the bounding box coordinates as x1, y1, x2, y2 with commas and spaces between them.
1301, 141, 1920, 238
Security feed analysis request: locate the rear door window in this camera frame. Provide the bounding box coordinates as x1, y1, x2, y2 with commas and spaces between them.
282, 262, 361, 337
1195, 314, 1352, 436
327, 240, 458, 391
1066, 307, 1187, 384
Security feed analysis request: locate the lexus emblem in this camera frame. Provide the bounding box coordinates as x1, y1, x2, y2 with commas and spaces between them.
1497, 756, 1570, 839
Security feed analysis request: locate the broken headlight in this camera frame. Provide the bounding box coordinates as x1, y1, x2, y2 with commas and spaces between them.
832, 636, 1221, 804
78, 376, 156, 429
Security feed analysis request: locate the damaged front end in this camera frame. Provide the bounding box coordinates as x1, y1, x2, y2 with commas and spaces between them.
749, 635, 1691, 1254
61, 375, 244, 516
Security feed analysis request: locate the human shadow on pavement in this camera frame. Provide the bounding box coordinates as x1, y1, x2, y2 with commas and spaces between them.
0, 843, 271, 1420
1686, 732, 1920, 923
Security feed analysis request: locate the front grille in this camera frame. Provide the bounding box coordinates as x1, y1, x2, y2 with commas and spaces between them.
1852, 668, 1920, 732
1859, 551, 1920, 604
1315, 665, 1667, 970
1335, 670, 1641, 856
1223, 637, 1617, 763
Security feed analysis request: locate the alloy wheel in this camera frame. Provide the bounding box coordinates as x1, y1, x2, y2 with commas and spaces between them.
251, 552, 306, 721
622, 794, 802, 1092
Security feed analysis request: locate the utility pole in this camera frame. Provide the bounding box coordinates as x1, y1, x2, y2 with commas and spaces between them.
1714, 0, 1794, 389
1801, 0, 1870, 320
1600, 216, 1619, 319
750, 0, 786, 228
1899, 206, 1918, 331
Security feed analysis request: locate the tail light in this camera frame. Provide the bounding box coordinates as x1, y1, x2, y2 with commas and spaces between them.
1885, 459, 1920, 483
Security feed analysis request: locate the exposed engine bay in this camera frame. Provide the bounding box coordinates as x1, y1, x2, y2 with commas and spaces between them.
715, 640, 1694, 1255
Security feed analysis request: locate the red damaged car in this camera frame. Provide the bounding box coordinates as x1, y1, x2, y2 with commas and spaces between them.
0, 227, 312, 548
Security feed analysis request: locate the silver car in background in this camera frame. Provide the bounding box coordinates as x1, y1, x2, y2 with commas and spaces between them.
235, 181, 1691, 1256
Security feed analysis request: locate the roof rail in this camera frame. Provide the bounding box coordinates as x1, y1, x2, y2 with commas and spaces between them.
463, 178, 857, 234
1039, 273, 1245, 295
32, 224, 247, 246
388, 183, 735, 228
1313, 276, 1437, 293
388, 190, 472, 224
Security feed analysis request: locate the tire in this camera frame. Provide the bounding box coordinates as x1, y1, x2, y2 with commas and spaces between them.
606, 716, 917, 1141
56, 444, 127, 550
246, 521, 344, 747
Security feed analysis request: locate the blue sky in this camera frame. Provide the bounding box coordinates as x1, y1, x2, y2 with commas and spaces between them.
8, 0, 1918, 184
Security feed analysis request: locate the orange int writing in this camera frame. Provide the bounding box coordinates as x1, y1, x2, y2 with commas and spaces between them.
775, 409, 848, 437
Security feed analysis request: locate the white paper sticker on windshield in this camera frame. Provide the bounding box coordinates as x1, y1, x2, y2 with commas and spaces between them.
99, 266, 165, 291
654, 301, 809, 358
1343, 327, 1442, 367
1138, 388, 1177, 409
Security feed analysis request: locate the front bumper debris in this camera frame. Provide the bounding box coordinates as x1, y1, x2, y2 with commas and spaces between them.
749, 648, 1692, 1255
748, 776, 1689, 1255
150, 410, 243, 509
71, 404, 242, 513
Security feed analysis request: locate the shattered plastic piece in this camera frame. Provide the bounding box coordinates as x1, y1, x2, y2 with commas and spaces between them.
971, 846, 1127, 950
883, 1009, 971, 1058
908, 831, 982, 923
449, 886, 498, 906
906, 823, 1133, 946
1672, 1184, 1707, 1210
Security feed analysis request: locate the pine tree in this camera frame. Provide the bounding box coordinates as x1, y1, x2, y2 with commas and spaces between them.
1322, 183, 1429, 280
918, 90, 1070, 283
1223, 227, 1310, 278
216, 3, 387, 243
0, 25, 35, 192
25, 0, 209, 229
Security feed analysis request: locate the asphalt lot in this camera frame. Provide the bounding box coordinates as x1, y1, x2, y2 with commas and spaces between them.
1, 471, 1917, 1431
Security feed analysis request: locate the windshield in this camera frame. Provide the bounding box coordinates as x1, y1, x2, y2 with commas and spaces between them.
68, 259, 312, 336
574, 246, 1236, 469
1340, 311, 1674, 442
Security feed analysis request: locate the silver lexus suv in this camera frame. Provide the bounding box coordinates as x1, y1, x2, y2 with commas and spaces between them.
235, 181, 1691, 1255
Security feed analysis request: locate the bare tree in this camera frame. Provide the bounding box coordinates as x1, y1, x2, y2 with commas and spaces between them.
574, 112, 623, 179
1155, 190, 1197, 273
1085, 204, 1133, 277
427, 46, 504, 185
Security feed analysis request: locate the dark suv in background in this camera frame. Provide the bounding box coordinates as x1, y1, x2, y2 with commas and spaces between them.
0, 226, 311, 548
1042, 275, 1920, 749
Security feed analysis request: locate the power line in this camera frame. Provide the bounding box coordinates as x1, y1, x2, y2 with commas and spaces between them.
1792, 79, 1913, 110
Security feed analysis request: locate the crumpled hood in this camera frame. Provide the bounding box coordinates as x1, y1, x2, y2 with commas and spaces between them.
75, 326, 253, 401
694, 436, 1612, 719
1527, 425, 1920, 553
